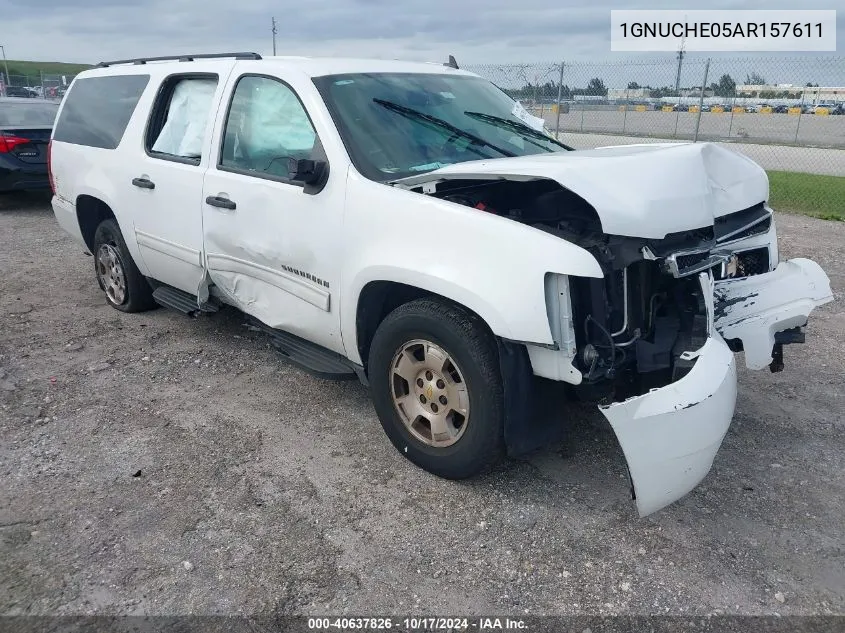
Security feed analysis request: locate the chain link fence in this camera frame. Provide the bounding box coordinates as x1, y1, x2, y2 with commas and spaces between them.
0, 73, 76, 100
465, 56, 845, 180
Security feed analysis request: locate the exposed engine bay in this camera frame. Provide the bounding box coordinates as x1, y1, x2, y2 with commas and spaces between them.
411, 176, 777, 402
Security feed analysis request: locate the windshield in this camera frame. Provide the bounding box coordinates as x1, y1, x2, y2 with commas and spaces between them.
0, 101, 60, 126
313, 72, 571, 181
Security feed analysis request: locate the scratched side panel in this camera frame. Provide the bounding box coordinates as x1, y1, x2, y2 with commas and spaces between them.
201, 167, 346, 355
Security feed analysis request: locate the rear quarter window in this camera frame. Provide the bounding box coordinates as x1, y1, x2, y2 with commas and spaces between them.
53, 74, 150, 149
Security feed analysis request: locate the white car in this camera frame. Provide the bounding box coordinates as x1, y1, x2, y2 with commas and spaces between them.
48, 53, 833, 516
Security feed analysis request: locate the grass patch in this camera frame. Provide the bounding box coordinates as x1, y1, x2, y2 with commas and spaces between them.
767, 171, 845, 221
4, 60, 92, 80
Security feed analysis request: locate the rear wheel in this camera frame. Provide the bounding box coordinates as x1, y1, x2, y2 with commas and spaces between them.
93, 218, 156, 313
368, 298, 505, 479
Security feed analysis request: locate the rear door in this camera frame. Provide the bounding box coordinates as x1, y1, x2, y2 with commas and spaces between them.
123, 63, 235, 294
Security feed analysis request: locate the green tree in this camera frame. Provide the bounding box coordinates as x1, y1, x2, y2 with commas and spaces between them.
716, 74, 736, 97
586, 77, 607, 96
627, 81, 641, 90
745, 72, 766, 85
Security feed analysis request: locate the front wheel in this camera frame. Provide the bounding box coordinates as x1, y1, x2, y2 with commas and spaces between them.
368, 298, 505, 479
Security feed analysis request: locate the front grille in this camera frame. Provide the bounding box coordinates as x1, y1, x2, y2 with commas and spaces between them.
715, 203, 772, 243
736, 247, 770, 276
723, 214, 772, 242
675, 251, 710, 270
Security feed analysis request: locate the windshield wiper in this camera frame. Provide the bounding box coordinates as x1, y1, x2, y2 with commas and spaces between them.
373, 99, 516, 158
463, 111, 574, 151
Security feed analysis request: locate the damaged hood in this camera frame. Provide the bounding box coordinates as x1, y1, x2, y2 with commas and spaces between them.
394, 142, 769, 239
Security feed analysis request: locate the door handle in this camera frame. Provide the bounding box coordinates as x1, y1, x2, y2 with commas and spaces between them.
132, 177, 155, 190
205, 195, 236, 210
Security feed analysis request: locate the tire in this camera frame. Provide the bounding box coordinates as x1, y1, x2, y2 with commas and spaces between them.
92, 218, 156, 313
368, 297, 505, 479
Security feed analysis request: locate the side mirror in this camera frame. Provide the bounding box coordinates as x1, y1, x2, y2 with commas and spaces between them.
288, 157, 327, 186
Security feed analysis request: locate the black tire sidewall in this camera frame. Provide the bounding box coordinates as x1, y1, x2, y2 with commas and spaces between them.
93, 219, 155, 313
368, 299, 504, 479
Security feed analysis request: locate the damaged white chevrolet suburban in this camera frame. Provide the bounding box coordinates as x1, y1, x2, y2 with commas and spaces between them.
48, 53, 833, 516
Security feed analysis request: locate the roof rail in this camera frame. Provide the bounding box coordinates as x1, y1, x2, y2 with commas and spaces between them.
96, 52, 262, 68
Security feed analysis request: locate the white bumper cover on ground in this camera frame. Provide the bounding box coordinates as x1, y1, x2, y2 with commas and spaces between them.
600, 335, 738, 517
599, 258, 832, 516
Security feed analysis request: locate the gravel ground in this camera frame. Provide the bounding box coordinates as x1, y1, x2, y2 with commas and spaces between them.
1, 192, 843, 617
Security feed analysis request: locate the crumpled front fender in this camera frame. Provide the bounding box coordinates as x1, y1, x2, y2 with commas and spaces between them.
714, 258, 834, 370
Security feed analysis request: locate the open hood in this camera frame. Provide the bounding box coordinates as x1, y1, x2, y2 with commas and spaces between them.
393, 142, 769, 239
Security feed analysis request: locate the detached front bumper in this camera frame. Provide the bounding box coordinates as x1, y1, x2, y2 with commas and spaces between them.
600, 334, 737, 517
598, 258, 832, 517
714, 258, 834, 370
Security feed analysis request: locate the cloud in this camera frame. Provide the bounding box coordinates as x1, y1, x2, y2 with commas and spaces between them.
1, 0, 841, 79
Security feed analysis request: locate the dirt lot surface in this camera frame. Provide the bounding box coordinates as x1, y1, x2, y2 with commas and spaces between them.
1, 192, 843, 617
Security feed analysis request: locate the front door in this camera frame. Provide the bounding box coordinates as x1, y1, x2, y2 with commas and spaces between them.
201, 73, 346, 353
126, 64, 234, 294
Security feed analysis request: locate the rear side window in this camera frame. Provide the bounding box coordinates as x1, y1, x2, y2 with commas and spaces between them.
146, 75, 219, 164
53, 75, 149, 149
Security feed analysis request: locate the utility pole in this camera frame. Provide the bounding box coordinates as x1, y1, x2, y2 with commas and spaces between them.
271, 17, 277, 56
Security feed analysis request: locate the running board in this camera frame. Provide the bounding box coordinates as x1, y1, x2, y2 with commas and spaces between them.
248, 318, 357, 380
152, 286, 219, 316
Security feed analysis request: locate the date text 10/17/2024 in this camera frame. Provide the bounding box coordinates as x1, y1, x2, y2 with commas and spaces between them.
307, 617, 528, 630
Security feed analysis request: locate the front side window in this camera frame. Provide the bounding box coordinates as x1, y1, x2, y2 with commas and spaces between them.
312, 72, 572, 182
220, 75, 318, 180
147, 75, 219, 162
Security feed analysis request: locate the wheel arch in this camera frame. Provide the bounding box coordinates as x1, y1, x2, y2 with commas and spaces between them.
352, 275, 513, 374
76, 194, 116, 253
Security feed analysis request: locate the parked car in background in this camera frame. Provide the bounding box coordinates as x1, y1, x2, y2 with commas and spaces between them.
0, 98, 60, 192
772, 105, 790, 113
814, 103, 836, 114
4, 86, 39, 98
831, 104, 844, 115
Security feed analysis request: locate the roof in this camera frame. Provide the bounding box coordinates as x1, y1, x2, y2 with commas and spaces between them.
85, 53, 475, 79
261, 56, 473, 78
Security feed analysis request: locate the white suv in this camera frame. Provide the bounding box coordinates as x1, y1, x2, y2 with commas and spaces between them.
49, 53, 832, 516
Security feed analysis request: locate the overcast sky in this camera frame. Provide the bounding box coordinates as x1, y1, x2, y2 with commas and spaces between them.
2, 0, 843, 81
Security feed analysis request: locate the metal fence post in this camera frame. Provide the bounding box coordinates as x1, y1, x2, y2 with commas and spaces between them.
554, 62, 564, 137
621, 87, 629, 134
794, 92, 805, 144
694, 58, 710, 142
673, 80, 683, 138
728, 90, 736, 137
